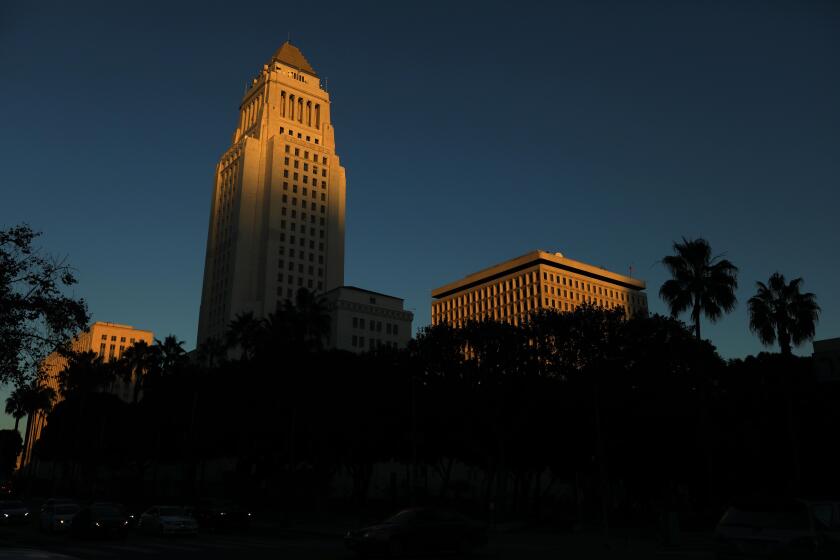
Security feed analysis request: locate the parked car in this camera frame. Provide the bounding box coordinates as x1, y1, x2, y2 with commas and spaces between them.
39, 498, 77, 513
345, 507, 487, 557
0, 500, 31, 525
89, 502, 136, 528
138, 506, 198, 536
806, 500, 840, 546
190, 500, 252, 531
714, 498, 837, 558
70, 504, 129, 539
39, 503, 80, 533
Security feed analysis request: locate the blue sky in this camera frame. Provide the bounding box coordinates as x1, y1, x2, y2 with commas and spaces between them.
1, 0, 838, 425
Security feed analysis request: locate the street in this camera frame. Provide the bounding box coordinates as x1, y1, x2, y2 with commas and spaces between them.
0, 523, 716, 559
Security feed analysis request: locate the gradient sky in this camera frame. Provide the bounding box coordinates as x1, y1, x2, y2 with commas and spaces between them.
1, 1, 838, 422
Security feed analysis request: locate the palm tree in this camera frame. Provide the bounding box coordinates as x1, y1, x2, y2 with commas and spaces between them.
748, 273, 820, 356
119, 340, 160, 403
196, 337, 226, 369
291, 288, 331, 351
225, 312, 264, 360
155, 335, 187, 374
58, 350, 115, 397
19, 382, 56, 465
660, 237, 739, 341
4, 387, 26, 432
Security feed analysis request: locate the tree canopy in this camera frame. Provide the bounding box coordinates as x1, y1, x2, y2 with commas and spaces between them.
0, 224, 88, 386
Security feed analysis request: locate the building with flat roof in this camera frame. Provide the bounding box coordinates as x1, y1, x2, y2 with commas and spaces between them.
23, 322, 153, 466
323, 286, 413, 353
813, 337, 840, 383
431, 250, 648, 327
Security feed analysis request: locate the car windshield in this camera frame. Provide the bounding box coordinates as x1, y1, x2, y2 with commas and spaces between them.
0, 501, 24, 508
385, 510, 417, 524
385, 509, 442, 524
92, 506, 121, 517
159, 507, 187, 517
721, 505, 811, 530
55, 505, 79, 514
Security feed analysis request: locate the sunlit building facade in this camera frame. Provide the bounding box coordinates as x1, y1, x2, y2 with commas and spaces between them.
197, 42, 347, 345
431, 250, 648, 327
323, 287, 414, 353
23, 322, 153, 466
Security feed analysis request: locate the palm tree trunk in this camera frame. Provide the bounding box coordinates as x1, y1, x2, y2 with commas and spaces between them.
779, 331, 792, 356
21, 413, 33, 466
693, 305, 702, 341
780, 354, 801, 493
13, 416, 20, 433
592, 374, 610, 541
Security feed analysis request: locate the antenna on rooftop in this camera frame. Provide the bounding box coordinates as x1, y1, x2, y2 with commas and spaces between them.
287, 31, 291, 43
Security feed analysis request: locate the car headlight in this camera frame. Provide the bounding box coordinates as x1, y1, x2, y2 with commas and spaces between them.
95, 522, 101, 527
60, 520, 65, 525
24, 512, 29, 517
3, 513, 8, 518
123, 521, 129, 526
220, 512, 226, 516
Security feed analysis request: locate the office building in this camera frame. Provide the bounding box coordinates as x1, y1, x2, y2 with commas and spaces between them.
431, 250, 648, 327
197, 41, 347, 345
323, 286, 413, 353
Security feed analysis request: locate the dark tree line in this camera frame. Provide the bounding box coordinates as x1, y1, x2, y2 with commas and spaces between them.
26, 296, 837, 528
5, 227, 830, 529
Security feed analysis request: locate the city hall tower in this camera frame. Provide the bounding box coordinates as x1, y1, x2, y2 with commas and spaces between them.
197, 42, 346, 345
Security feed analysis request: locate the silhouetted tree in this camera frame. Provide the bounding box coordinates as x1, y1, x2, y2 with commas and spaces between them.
0, 224, 88, 385
58, 350, 115, 397
155, 335, 187, 374
660, 237, 738, 341
225, 312, 263, 360
118, 340, 160, 403
748, 273, 820, 356
0, 430, 22, 478
18, 381, 56, 464
196, 336, 226, 369
4, 386, 27, 432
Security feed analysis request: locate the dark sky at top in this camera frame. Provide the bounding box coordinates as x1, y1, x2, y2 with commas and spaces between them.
1, 0, 838, 366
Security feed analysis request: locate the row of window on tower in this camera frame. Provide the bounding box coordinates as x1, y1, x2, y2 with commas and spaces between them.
281, 127, 319, 145
351, 316, 400, 336
277, 279, 323, 300
351, 335, 399, 350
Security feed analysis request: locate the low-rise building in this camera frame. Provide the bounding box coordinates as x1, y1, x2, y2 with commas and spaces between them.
431, 250, 647, 327
22, 322, 153, 466
813, 337, 840, 383
323, 286, 413, 353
